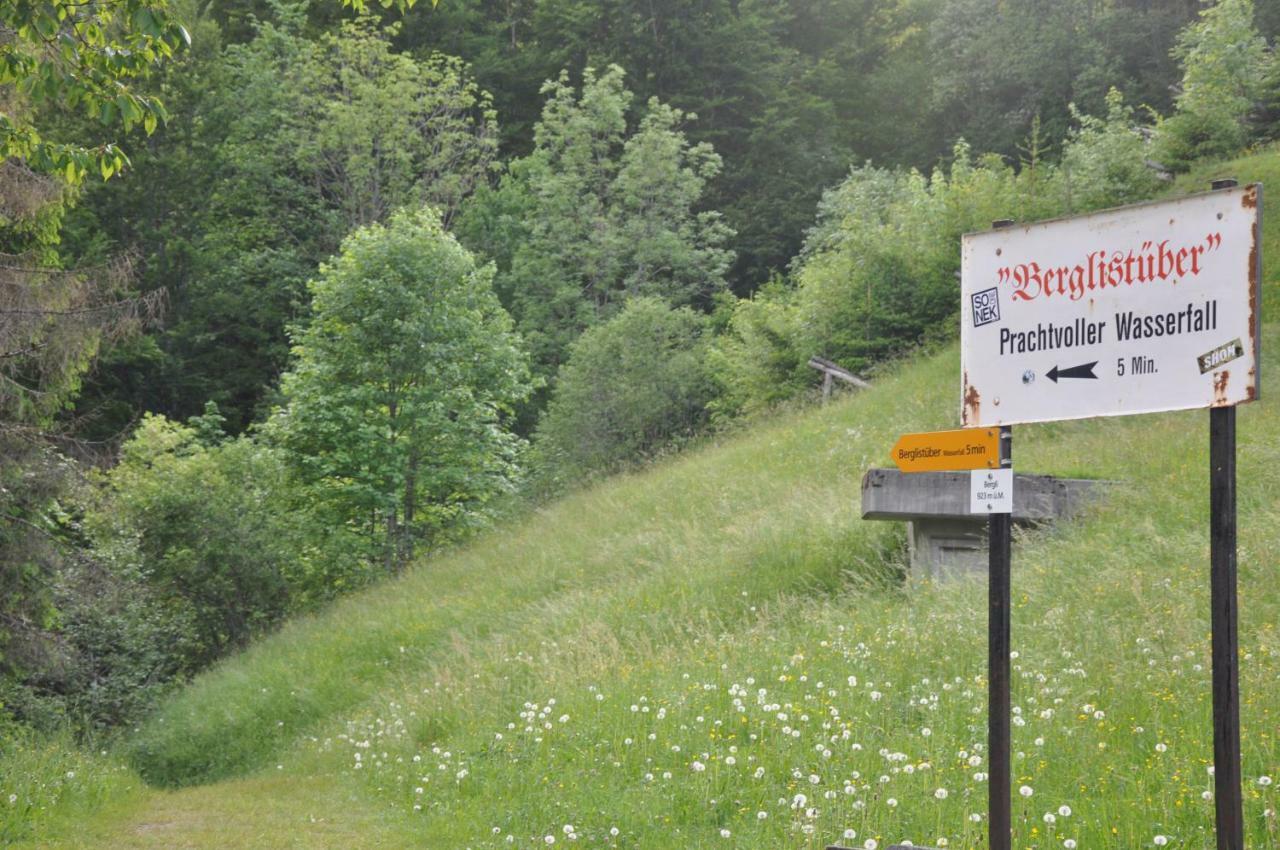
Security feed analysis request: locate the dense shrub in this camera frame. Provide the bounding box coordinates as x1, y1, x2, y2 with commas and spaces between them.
2, 410, 309, 730
533, 298, 714, 487
36, 553, 198, 730
706, 280, 810, 420
87, 414, 315, 671
786, 144, 1022, 379
0, 436, 197, 732
712, 93, 1165, 415
1061, 89, 1163, 211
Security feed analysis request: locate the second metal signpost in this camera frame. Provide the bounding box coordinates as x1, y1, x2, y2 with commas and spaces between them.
987, 219, 1014, 850
970, 181, 1259, 850
866, 181, 1258, 850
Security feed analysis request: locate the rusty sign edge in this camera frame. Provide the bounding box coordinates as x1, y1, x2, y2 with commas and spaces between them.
960, 184, 1260, 428
959, 182, 1259, 241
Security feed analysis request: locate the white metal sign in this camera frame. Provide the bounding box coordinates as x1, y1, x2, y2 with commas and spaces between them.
961, 185, 1261, 426
970, 468, 1013, 514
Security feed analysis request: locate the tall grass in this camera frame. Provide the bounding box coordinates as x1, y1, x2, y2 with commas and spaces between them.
91, 328, 1280, 849
0, 730, 139, 844
10, 148, 1280, 848
125, 349, 954, 787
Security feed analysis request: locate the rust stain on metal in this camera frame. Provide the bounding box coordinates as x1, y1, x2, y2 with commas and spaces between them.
1244, 185, 1260, 403
962, 371, 981, 425
1247, 200, 1260, 384
1213, 370, 1231, 405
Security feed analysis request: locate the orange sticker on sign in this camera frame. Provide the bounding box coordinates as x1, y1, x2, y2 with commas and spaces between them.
891, 428, 1000, 473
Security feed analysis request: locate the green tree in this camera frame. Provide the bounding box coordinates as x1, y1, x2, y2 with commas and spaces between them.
173, 16, 498, 430
928, 0, 1199, 163
0, 0, 417, 731
533, 297, 713, 488
275, 208, 532, 569
64, 13, 499, 433
1, 106, 162, 728
1061, 88, 1162, 212
294, 17, 498, 231
1, 0, 190, 729
52, 0, 224, 439
1157, 0, 1275, 169
492, 65, 732, 383
404, 0, 938, 290
0, 241, 157, 695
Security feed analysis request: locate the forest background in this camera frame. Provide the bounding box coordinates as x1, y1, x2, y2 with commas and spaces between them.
2, 0, 1279, 739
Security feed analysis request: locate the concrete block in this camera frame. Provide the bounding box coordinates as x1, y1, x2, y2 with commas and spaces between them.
907, 517, 989, 580
860, 468, 1108, 580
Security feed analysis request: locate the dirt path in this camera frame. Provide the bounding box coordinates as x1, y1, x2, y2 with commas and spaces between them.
34, 771, 420, 849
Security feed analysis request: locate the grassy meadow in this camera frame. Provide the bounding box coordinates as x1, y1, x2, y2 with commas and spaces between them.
5, 152, 1280, 848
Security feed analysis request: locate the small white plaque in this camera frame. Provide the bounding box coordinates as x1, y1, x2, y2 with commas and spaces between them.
971, 468, 1013, 514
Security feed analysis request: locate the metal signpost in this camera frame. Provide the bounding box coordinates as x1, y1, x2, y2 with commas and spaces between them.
960, 183, 1261, 850
987, 221, 1015, 850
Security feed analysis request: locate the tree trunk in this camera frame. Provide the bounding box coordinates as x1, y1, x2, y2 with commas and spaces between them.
385, 508, 398, 573
401, 447, 419, 566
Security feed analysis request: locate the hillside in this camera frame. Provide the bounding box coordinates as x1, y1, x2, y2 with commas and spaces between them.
7, 153, 1280, 848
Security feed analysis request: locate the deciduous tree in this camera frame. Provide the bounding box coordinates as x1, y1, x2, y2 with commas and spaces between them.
492, 65, 732, 383
158, 16, 497, 429
275, 208, 532, 569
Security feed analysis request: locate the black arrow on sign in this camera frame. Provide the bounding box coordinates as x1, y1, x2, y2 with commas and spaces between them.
1046, 361, 1098, 383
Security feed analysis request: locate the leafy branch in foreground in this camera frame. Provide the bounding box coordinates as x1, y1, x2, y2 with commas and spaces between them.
1, 0, 191, 183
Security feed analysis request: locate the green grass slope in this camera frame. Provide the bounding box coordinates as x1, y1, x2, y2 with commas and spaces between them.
8, 149, 1280, 848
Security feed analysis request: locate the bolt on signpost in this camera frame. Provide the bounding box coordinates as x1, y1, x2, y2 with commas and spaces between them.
960, 182, 1260, 850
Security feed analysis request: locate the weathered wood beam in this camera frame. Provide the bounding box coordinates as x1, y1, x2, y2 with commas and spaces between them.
807, 356, 872, 389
